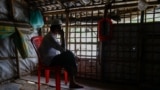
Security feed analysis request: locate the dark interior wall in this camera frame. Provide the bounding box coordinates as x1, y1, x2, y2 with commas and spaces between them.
102, 22, 160, 87
101, 23, 139, 83
142, 23, 160, 86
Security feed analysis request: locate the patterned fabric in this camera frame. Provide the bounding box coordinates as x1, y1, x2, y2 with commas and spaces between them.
0, 26, 15, 39
0, 26, 28, 59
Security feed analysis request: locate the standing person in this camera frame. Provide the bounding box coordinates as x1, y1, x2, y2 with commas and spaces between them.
38, 19, 83, 88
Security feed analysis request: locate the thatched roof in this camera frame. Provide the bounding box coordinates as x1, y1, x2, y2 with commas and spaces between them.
24, 0, 159, 23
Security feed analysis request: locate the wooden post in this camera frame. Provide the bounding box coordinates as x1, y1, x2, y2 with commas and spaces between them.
15, 46, 20, 78
138, 10, 145, 84
65, 9, 69, 49
9, 0, 21, 78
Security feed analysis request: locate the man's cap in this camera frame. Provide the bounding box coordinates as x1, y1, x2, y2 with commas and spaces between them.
51, 19, 62, 25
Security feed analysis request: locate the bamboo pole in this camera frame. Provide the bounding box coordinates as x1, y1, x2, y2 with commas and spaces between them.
65, 9, 69, 49
9, 0, 20, 78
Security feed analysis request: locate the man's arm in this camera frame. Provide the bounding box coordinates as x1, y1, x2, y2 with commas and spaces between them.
46, 33, 65, 52
58, 29, 66, 50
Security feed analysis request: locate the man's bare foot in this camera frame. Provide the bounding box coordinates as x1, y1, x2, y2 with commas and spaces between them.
69, 83, 84, 88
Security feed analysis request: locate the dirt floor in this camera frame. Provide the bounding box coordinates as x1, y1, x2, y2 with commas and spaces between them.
0, 75, 159, 90
0, 75, 107, 90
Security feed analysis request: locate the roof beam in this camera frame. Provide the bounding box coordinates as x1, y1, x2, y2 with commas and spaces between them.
43, 0, 158, 15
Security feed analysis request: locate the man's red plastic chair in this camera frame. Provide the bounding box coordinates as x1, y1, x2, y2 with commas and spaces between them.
31, 36, 68, 90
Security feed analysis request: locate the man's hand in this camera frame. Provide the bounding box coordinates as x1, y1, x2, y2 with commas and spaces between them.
58, 29, 64, 36
59, 29, 65, 49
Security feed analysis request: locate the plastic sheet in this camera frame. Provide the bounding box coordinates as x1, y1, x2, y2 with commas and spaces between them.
0, 0, 8, 19
0, 29, 38, 82
13, 0, 29, 22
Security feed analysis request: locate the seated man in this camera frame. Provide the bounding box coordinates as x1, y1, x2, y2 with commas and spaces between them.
38, 19, 83, 88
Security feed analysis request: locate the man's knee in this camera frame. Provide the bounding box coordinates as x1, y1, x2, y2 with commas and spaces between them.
65, 50, 74, 56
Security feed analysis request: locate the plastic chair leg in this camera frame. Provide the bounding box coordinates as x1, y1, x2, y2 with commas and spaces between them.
55, 68, 61, 90
38, 67, 41, 90
64, 71, 68, 85
45, 70, 50, 83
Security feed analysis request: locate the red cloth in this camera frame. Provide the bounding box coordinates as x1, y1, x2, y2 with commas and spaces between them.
98, 18, 113, 41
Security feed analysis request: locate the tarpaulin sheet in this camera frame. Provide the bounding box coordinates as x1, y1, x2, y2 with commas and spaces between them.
0, 29, 38, 82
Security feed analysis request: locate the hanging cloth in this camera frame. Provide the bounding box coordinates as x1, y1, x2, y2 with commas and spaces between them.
12, 28, 29, 59
29, 9, 44, 29
98, 18, 113, 41
0, 26, 28, 59
0, 26, 15, 39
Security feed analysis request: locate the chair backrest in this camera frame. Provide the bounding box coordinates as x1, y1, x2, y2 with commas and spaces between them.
31, 36, 43, 64
31, 36, 43, 50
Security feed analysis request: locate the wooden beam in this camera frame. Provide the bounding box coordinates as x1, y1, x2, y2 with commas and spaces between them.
43, 0, 158, 15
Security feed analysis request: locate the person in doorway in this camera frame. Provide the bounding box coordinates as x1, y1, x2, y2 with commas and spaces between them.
38, 19, 83, 88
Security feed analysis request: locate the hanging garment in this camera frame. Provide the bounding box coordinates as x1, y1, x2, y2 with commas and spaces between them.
29, 9, 44, 29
